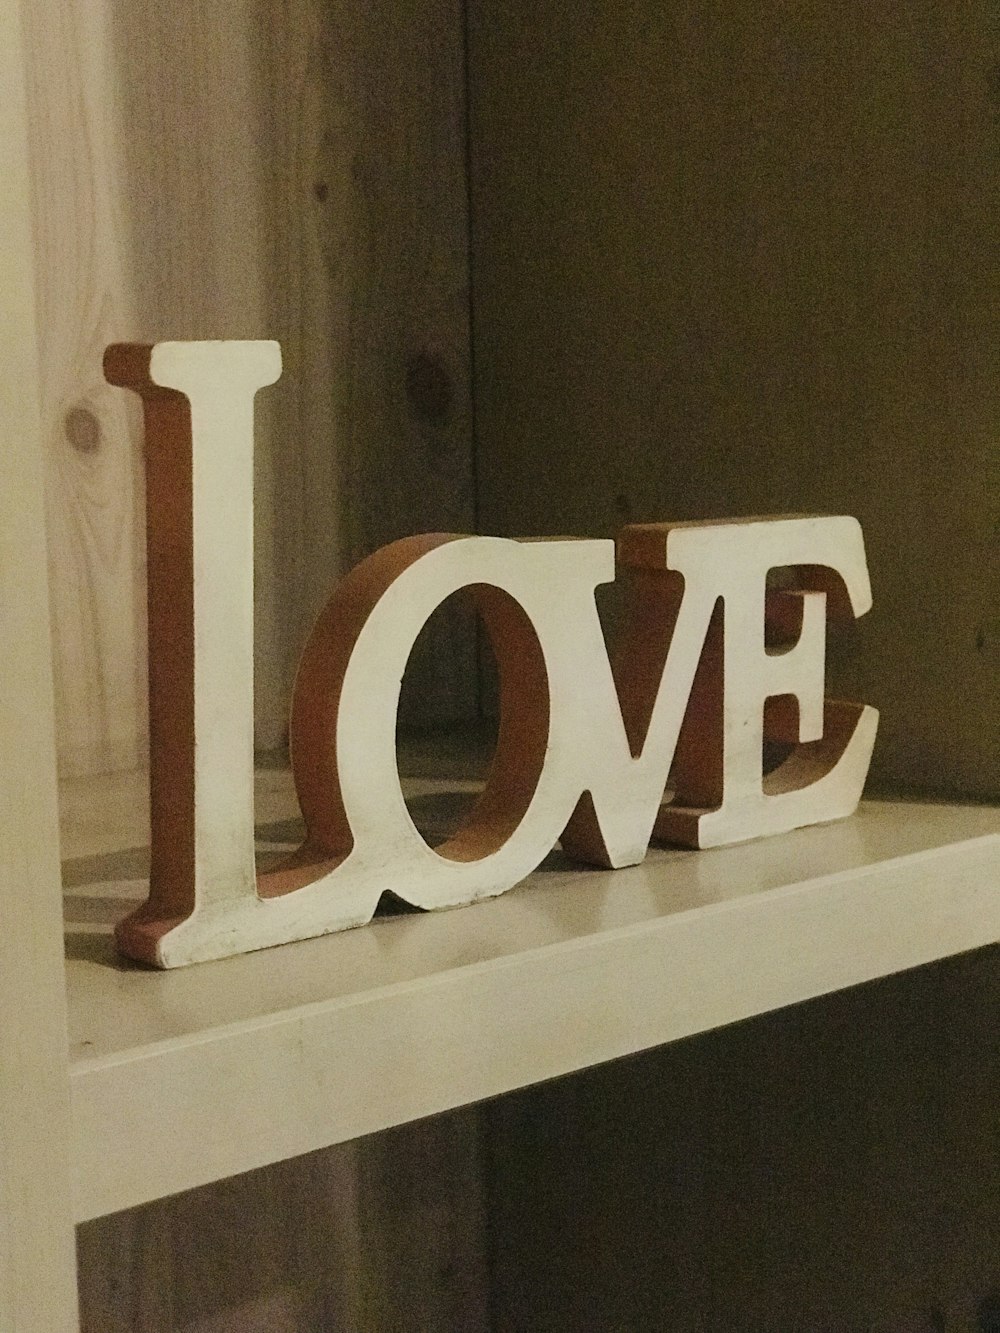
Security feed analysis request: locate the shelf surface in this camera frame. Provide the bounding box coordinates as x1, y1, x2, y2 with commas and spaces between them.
61, 757, 999, 1222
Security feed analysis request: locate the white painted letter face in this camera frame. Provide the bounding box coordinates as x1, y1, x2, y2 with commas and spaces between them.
107, 342, 878, 968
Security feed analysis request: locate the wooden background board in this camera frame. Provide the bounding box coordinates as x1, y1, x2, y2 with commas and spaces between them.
77, 1114, 489, 1333
25, 0, 477, 778
467, 0, 1000, 802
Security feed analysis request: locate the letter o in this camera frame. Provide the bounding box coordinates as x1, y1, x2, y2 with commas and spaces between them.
289, 535, 612, 910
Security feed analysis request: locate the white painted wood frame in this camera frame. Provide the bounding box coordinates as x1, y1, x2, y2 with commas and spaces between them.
0, 0, 79, 1324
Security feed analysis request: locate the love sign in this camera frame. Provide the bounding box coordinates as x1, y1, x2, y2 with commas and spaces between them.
105, 341, 878, 968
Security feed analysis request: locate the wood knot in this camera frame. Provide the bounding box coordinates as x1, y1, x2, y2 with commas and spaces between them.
65, 406, 101, 454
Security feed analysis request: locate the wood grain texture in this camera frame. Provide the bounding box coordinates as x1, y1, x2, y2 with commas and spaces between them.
25, 0, 475, 775
77, 1113, 489, 1333
467, 0, 1000, 801
485, 946, 1000, 1332
24, 0, 149, 778
0, 0, 80, 1323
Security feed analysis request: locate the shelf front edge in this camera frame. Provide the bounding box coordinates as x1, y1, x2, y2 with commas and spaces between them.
70, 831, 999, 1222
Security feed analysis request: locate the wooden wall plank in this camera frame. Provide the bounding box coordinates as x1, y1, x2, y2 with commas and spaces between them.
24, 0, 148, 778
0, 0, 80, 1323
467, 0, 999, 800
252, 0, 478, 730
77, 1113, 490, 1333
26, 0, 476, 776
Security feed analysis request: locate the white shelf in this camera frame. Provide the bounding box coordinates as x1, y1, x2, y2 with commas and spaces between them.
61, 765, 999, 1223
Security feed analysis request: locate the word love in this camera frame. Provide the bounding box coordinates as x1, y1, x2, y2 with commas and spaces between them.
106, 341, 878, 968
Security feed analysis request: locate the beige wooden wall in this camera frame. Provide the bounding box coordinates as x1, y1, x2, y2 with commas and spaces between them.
27, 0, 477, 779
467, 0, 999, 802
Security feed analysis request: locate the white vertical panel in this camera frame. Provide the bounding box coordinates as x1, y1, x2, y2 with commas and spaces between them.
0, 0, 79, 1325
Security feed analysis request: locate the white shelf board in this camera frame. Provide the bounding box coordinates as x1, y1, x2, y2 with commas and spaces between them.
61, 765, 999, 1222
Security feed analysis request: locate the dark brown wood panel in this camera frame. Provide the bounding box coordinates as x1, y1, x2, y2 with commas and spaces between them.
468, 0, 999, 800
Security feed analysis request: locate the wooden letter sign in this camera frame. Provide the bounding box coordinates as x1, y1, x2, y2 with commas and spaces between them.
105, 341, 878, 967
